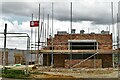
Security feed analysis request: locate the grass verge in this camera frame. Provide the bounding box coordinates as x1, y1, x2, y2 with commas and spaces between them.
1, 69, 30, 79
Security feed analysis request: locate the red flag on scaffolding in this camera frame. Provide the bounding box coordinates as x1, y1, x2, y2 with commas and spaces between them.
30, 21, 39, 27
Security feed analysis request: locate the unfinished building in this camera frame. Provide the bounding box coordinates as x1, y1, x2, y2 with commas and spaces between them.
41, 30, 113, 68
0, 50, 8, 65
0, 48, 36, 65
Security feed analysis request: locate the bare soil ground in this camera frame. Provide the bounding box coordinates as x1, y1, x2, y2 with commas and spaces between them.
29, 66, 119, 79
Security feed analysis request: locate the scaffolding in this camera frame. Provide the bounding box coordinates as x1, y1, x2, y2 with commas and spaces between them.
27, 2, 120, 75
0, 25, 30, 74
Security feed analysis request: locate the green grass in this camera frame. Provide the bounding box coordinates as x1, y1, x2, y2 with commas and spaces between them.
1, 69, 30, 79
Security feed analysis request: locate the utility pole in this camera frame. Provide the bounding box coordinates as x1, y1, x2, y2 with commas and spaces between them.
3, 23, 7, 72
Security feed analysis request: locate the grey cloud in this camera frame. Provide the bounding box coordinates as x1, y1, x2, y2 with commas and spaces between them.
2, 2, 35, 17
2, 1, 118, 25
53, 2, 116, 25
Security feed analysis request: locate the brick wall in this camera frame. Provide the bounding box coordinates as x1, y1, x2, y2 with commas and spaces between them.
46, 34, 112, 51
43, 34, 113, 68
43, 54, 68, 67
98, 54, 112, 68
14, 53, 25, 64
0, 51, 3, 65
43, 54, 112, 68
65, 59, 102, 68
0, 51, 8, 65
53, 54, 67, 67
43, 54, 51, 66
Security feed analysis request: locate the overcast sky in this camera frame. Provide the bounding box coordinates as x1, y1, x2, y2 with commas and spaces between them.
0, 0, 120, 50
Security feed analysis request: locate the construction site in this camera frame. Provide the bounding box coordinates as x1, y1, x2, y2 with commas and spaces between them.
0, 1, 120, 80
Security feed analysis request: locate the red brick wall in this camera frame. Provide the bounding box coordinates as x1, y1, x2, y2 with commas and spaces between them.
53, 54, 67, 67
43, 54, 68, 67
65, 59, 102, 68
98, 54, 112, 68
43, 34, 113, 68
46, 34, 112, 51
43, 54, 112, 68
43, 54, 51, 66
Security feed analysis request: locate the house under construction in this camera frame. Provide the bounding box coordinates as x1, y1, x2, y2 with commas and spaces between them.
41, 30, 113, 68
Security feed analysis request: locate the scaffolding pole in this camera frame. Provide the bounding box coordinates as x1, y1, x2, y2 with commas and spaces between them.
47, 14, 49, 66
111, 2, 115, 68
117, 13, 120, 71
51, 2, 54, 67
3, 23, 7, 73
1, 32, 30, 74
37, 3, 40, 64
31, 13, 33, 65
35, 28, 37, 63
47, 14, 49, 38
44, 23, 46, 47
42, 8, 44, 47
70, 2, 72, 69
118, 1, 120, 78
94, 34, 96, 68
